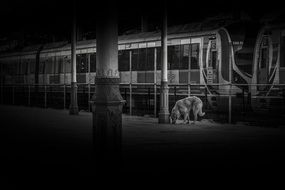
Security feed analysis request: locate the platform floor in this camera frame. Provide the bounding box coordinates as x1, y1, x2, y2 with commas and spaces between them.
1, 105, 285, 186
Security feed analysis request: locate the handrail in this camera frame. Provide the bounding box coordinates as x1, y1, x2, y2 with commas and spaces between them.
2, 83, 285, 87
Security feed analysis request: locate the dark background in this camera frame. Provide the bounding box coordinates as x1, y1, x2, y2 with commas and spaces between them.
1, 0, 285, 187
0, 0, 284, 44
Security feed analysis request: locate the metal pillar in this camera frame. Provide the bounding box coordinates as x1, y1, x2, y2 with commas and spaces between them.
92, 7, 125, 171
158, 5, 170, 123
229, 42, 232, 123
129, 50, 132, 115
69, 0, 79, 115
188, 37, 192, 96
154, 48, 157, 117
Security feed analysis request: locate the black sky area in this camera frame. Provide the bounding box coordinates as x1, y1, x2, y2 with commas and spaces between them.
0, 0, 284, 43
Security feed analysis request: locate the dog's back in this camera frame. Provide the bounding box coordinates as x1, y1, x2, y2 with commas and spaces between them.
190, 96, 205, 117
170, 96, 205, 124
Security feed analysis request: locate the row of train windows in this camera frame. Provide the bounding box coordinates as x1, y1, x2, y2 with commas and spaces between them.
39, 53, 96, 74
119, 44, 200, 71
1, 44, 200, 75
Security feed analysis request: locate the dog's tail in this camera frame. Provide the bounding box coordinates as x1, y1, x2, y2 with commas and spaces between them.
198, 103, 205, 117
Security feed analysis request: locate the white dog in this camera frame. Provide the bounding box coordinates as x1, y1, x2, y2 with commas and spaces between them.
170, 96, 205, 124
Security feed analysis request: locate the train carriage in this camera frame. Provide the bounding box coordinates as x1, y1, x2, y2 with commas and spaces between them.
251, 23, 285, 112
0, 20, 257, 115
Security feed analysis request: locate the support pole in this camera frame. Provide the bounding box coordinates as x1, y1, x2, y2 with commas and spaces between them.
158, 4, 170, 123
154, 48, 157, 117
188, 37, 192, 96
44, 85, 47, 108
63, 84, 66, 109
28, 85, 30, 106
229, 42, 232, 123
69, 0, 79, 115
92, 5, 125, 173
129, 50, 132, 115
12, 86, 15, 105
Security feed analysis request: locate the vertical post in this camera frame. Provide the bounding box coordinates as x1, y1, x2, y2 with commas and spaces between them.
229, 83, 232, 123
44, 85, 47, 108
228, 42, 232, 124
205, 87, 208, 107
88, 54, 91, 112
69, 0, 79, 115
63, 84, 66, 109
174, 86, 177, 102
92, 5, 125, 173
28, 85, 30, 106
12, 86, 15, 105
158, 3, 170, 123
242, 88, 245, 113
0, 84, 2, 104
88, 83, 91, 112
188, 37, 192, 96
154, 48, 157, 117
129, 50, 132, 115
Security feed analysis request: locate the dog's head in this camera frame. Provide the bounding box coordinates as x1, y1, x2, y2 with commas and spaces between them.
170, 110, 180, 124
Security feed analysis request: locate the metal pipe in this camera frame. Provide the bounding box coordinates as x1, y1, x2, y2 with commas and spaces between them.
129, 50, 132, 115
69, 0, 79, 115
28, 85, 30, 106
44, 85, 47, 108
12, 86, 15, 105
188, 37, 192, 96
63, 84, 66, 109
228, 42, 232, 124
158, 2, 170, 123
154, 48, 157, 117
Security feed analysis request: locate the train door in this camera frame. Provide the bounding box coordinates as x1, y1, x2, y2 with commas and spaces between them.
205, 37, 218, 88
257, 36, 269, 91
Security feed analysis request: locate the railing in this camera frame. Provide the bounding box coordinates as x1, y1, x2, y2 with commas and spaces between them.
1, 83, 285, 124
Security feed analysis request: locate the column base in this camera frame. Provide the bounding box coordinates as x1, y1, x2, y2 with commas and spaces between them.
158, 112, 170, 124
92, 78, 125, 171
69, 82, 79, 115
69, 106, 79, 115
159, 81, 170, 124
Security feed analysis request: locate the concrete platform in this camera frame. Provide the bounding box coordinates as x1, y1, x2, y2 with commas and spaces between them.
1, 105, 285, 186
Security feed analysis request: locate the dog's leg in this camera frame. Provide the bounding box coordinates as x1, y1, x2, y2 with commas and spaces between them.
187, 113, 190, 124
183, 113, 188, 124
193, 109, 198, 124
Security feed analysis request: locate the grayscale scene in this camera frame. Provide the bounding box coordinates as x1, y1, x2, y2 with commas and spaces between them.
1, 0, 285, 187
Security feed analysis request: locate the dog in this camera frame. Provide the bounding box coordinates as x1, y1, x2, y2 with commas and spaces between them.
170, 96, 205, 124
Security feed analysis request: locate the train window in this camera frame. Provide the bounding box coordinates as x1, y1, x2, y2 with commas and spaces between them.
90, 53, 96, 72
45, 57, 54, 74
76, 54, 88, 73
156, 47, 171, 70
57, 56, 64, 73
146, 47, 154, 70
156, 47, 161, 70
20, 61, 27, 75
191, 43, 199, 69
64, 55, 71, 73
132, 49, 139, 71
118, 50, 130, 71
29, 59, 35, 74
15, 60, 21, 75
138, 48, 147, 71
168, 45, 180, 70
281, 36, 285, 67
211, 51, 217, 69
39, 59, 45, 74
260, 48, 268, 69
181, 44, 189, 69
272, 43, 278, 69
54, 57, 59, 74
7, 61, 16, 75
